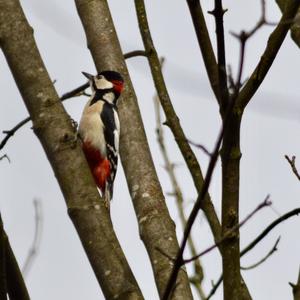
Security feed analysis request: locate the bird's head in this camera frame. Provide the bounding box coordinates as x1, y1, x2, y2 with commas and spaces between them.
82, 70, 124, 104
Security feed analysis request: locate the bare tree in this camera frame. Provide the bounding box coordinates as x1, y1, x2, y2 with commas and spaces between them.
1, 0, 300, 300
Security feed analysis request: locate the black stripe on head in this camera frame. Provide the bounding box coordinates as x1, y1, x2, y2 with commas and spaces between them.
89, 71, 124, 105
99, 71, 124, 83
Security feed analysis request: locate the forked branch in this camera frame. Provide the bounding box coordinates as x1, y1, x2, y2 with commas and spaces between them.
206, 207, 300, 299
285, 155, 300, 181
237, 0, 300, 109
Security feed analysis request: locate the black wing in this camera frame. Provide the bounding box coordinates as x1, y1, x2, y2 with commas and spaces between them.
100, 103, 119, 199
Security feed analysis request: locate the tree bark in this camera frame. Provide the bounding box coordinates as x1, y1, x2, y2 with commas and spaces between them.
0, 1, 143, 299
0, 214, 29, 300
290, 268, 300, 300
5, 238, 30, 300
220, 112, 248, 300
74, 0, 193, 299
0, 215, 7, 300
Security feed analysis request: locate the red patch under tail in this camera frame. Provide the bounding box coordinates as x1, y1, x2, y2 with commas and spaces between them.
82, 142, 111, 195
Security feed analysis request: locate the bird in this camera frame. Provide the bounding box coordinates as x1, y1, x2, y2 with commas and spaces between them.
78, 70, 124, 204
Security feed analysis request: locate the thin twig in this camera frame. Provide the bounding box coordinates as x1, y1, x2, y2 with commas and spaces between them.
233, 32, 247, 94
183, 196, 271, 264
123, 50, 147, 59
187, 139, 212, 156
209, 0, 229, 109
0, 154, 10, 163
0, 117, 30, 151
228, 2, 273, 99
186, 0, 219, 101
206, 207, 300, 299
205, 275, 223, 300
22, 199, 43, 277
241, 208, 300, 255
285, 155, 300, 181
230, 0, 275, 42
60, 83, 89, 101
237, 0, 300, 109
240, 236, 280, 270
229, 0, 277, 94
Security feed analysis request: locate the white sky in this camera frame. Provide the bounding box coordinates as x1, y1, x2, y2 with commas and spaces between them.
0, 1, 300, 299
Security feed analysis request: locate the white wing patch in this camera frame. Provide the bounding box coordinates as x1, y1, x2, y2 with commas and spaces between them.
112, 108, 120, 154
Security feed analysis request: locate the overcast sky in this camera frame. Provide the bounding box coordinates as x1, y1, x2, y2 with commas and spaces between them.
1, 1, 300, 299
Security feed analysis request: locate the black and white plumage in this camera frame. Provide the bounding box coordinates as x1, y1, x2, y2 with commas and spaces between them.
78, 70, 124, 202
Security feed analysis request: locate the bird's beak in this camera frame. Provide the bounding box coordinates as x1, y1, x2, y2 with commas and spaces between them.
82, 71, 93, 80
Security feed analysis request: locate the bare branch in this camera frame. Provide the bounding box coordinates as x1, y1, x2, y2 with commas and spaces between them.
123, 50, 147, 59
231, 0, 276, 42
210, 0, 229, 109
22, 199, 43, 277
60, 83, 89, 101
237, 0, 300, 109
187, 139, 212, 156
229, 1, 277, 95
289, 267, 300, 300
285, 155, 300, 181
0, 117, 30, 152
184, 196, 271, 264
206, 276, 223, 300
276, 0, 300, 48
0, 154, 10, 163
231, 31, 247, 94
207, 207, 300, 298
241, 207, 300, 255
186, 0, 219, 101
240, 237, 280, 270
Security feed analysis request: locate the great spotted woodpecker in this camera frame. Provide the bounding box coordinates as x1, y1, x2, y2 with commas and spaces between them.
79, 70, 124, 202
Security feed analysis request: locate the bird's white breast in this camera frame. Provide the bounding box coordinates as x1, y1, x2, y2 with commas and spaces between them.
79, 100, 107, 156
